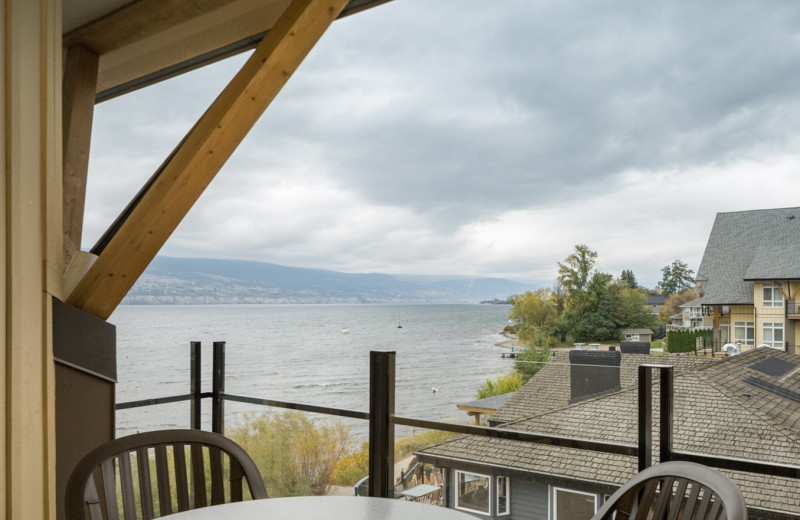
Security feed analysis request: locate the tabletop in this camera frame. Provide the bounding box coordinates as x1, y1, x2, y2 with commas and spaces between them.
401, 483, 442, 499
162, 496, 475, 520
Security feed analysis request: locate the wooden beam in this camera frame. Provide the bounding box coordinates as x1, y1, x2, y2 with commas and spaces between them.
66, 0, 350, 320
63, 0, 241, 55
62, 45, 99, 270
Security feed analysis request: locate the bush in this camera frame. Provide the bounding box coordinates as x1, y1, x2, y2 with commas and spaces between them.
229, 411, 351, 497
331, 441, 369, 486
514, 346, 552, 382
665, 329, 712, 353
476, 371, 523, 399
395, 430, 458, 460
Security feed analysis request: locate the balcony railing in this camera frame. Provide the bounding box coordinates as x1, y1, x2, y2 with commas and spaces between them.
116, 342, 800, 500
788, 300, 800, 318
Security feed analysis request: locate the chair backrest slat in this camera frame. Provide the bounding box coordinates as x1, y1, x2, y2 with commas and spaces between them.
649, 477, 674, 519
209, 446, 225, 505
666, 478, 689, 520
66, 430, 267, 520
683, 480, 702, 515
136, 447, 155, 520
99, 460, 119, 520
153, 445, 172, 517
229, 459, 244, 502
117, 453, 137, 520
634, 479, 660, 520
591, 462, 746, 520
173, 443, 190, 512
190, 444, 207, 508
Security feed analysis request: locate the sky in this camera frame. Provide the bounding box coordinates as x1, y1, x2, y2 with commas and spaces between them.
84, 0, 800, 289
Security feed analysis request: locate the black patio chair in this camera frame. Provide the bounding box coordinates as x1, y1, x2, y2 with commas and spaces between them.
591, 461, 747, 520
65, 429, 267, 520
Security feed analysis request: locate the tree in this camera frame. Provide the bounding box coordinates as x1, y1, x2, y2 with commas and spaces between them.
507, 289, 557, 345
657, 260, 695, 297
658, 288, 699, 324
620, 269, 638, 289
557, 244, 597, 295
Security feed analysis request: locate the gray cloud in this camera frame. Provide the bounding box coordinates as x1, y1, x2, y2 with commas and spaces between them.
85, 0, 800, 288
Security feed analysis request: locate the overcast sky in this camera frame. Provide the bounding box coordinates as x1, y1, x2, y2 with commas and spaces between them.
85, 0, 800, 289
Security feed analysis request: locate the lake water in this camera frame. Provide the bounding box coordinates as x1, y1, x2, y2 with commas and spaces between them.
110, 304, 514, 440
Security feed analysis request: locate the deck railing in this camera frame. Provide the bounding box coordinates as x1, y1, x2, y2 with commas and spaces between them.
116, 342, 800, 498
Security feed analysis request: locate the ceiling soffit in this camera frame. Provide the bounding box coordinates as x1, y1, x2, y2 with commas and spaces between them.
63, 0, 393, 101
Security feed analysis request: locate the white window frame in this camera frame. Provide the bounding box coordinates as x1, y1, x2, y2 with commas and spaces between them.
762, 322, 784, 350
497, 476, 511, 516
763, 282, 784, 308
734, 321, 754, 346
552, 486, 597, 520
455, 470, 491, 515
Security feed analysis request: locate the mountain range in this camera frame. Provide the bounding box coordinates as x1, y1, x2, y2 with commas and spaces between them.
121, 256, 533, 305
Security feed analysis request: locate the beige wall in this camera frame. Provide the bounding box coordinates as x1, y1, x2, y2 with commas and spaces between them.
2, 0, 62, 517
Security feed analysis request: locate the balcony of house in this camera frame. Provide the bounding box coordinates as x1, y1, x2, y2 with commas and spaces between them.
97, 344, 800, 520
788, 300, 800, 319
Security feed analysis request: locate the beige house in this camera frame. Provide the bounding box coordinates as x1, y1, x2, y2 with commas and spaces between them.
2, 1, 388, 518
667, 297, 713, 331
696, 207, 800, 354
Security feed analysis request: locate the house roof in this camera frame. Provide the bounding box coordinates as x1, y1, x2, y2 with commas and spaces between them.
490, 351, 711, 425
679, 298, 703, 308
620, 328, 653, 335
697, 207, 800, 305
744, 244, 800, 281
418, 349, 800, 516
646, 296, 666, 305
457, 392, 517, 415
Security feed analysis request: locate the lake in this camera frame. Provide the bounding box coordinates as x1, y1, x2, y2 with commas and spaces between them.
111, 303, 514, 440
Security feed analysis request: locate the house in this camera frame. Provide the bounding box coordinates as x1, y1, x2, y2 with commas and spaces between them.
696, 207, 800, 353
667, 298, 713, 331
619, 328, 653, 343
645, 295, 665, 316
416, 348, 800, 519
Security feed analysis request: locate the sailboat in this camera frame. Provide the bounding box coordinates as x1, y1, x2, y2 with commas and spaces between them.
396, 307, 402, 328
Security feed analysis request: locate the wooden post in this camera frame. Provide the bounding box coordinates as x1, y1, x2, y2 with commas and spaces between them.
62, 45, 99, 270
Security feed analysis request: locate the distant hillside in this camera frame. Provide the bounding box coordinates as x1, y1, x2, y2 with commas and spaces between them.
122, 256, 532, 305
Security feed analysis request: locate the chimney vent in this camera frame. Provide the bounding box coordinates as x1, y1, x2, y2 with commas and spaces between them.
569, 350, 621, 403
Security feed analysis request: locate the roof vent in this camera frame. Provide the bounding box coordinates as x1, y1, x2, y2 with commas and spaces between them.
787, 215, 795, 220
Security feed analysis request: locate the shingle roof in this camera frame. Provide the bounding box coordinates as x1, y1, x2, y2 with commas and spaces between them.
418, 349, 800, 516
744, 244, 800, 281
698, 207, 800, 304
491, 351, 711, 424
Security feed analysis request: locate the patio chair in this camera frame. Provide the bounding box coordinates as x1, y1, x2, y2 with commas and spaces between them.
591, 461, 747, 520
65, 429, 267, 520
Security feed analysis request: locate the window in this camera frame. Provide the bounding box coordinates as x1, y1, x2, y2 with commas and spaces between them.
497, 476, 510, 515
763, 322, 784, 350
455, 471, 490, 515
763, 282, 784, 307
553, 487, 597, 520
734, 321, 754, 346
720, 320, 730, 344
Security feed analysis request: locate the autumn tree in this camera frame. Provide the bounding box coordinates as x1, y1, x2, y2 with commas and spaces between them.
658, 288, 699, 324
508, 289, 557, 345
657, 260, 695, 297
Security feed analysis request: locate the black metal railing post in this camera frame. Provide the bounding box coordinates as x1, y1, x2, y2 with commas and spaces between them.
368, 351, 395, 498
190, 341, 202, 429
212, 341, 226, 434
638, 365, 653, 471
659, 366, 674, 464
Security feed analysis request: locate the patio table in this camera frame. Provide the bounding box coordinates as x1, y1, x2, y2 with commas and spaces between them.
161, 496, 474, 520
401, 483, 442, 500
